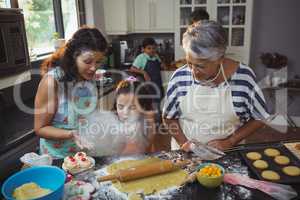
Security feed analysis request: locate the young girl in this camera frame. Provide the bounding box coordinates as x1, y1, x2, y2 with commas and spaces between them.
115, 78, 156, 154
35, 26, 107, 159
77, 77, 156, 156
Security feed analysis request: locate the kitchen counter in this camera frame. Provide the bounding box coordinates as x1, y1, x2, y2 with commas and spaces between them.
53, 141, 300, 200
0, 73, 123, 184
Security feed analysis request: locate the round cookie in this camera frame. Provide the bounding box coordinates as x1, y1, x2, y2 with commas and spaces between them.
253, 160, 268, 169
274, 155, 290, 165
246, 152, 262, 160
264, 148, 280, 157
261, 170, 280, 181
282, 166, 300, 176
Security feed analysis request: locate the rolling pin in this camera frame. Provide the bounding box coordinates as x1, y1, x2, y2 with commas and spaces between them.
98, 160, 189, 182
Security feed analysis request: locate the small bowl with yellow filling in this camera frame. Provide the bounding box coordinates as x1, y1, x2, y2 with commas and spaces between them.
196, 163, 225, 188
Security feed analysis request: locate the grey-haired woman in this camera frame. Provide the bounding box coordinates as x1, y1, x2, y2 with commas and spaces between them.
163, 20, 269, 151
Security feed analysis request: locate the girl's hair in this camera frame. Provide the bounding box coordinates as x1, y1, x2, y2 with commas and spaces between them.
40, 26, 107, 80
115, 80, 153, 111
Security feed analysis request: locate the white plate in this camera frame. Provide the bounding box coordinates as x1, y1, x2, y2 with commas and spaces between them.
284, 142, 300, 160
62, 156, 95, 175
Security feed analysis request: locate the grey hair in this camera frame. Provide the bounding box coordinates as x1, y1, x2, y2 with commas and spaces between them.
182, 20, 227, 61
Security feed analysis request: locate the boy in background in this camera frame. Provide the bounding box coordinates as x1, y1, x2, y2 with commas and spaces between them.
189, 9, 209, 25
130, 38, 164, 110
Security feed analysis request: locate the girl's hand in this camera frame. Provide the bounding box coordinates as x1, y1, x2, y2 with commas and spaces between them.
207, 138, 234, 151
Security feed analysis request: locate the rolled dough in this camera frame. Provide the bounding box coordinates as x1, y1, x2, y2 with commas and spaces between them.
106, 157, 188, 199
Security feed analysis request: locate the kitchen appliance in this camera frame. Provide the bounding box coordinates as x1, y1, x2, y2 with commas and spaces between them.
0, 8, 30, 78
111, 40, 133, 70
120, 40, 128, 64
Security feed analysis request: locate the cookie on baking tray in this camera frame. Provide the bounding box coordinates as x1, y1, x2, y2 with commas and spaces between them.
253, 160, 268, 169
282, 166, 300, 176
261, 170, 280, 181
264, 148, 280, 157
246, 152, 262, 160
274, 155, 290, 165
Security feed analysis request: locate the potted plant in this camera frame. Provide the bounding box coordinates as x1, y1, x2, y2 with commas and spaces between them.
260, 52, 288, 87
52, 32, 65, 50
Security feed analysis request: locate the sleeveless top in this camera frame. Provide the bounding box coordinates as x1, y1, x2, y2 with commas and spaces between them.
39, 67, 98, 159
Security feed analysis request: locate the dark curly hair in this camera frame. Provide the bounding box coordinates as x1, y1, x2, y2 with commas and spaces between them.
114, 80, 153, 112
142, 38, 157, 48
189, 9, 209, 24
41, 26, 107, 81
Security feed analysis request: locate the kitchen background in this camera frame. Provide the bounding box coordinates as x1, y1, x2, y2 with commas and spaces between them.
86, 0, 300, 123
0, 0, 300, 182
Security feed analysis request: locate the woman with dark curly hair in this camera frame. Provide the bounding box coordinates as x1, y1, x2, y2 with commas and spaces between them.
35, 26, 107, 158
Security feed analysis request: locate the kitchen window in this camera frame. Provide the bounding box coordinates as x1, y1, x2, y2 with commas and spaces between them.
18, 0, 56, 57
0, 0, 11, 8
62, 0, 79, 40
9, 0, 85, 58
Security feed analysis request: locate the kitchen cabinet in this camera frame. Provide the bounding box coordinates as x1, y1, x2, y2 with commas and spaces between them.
97, 90, 116, 111
103, 0, 134, 35
174, 0, 253, 65
161, 70, 174, 94
134, 0, 175, 33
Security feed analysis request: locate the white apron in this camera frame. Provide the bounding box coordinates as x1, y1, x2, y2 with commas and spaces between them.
172, 64, 241, 150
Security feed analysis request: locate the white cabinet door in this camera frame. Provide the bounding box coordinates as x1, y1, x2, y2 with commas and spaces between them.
174, 0, 253, 65
210, 0, 253, 65
103, 0, 133, 35
134, 0, 151, 32
154, 0, 174, 31
134, 0, 174, 33
175, 0, 209, 59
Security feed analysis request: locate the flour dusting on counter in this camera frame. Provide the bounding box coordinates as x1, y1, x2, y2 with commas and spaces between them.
91, 156, 185, 200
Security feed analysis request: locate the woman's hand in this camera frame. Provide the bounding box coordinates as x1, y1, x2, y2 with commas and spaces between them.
207, 138, 234, 151
180, 141, 193, 152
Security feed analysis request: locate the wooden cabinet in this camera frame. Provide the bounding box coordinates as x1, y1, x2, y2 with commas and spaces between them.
134, 0, 175, 33
97, 90, 116, 111
175, 0, 253, 65
134, 0, 151, 31
161, 71, 174, 94
103, 0, 134, 35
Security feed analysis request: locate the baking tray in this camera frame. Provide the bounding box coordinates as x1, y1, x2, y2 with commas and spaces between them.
239, 143, 300, 183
